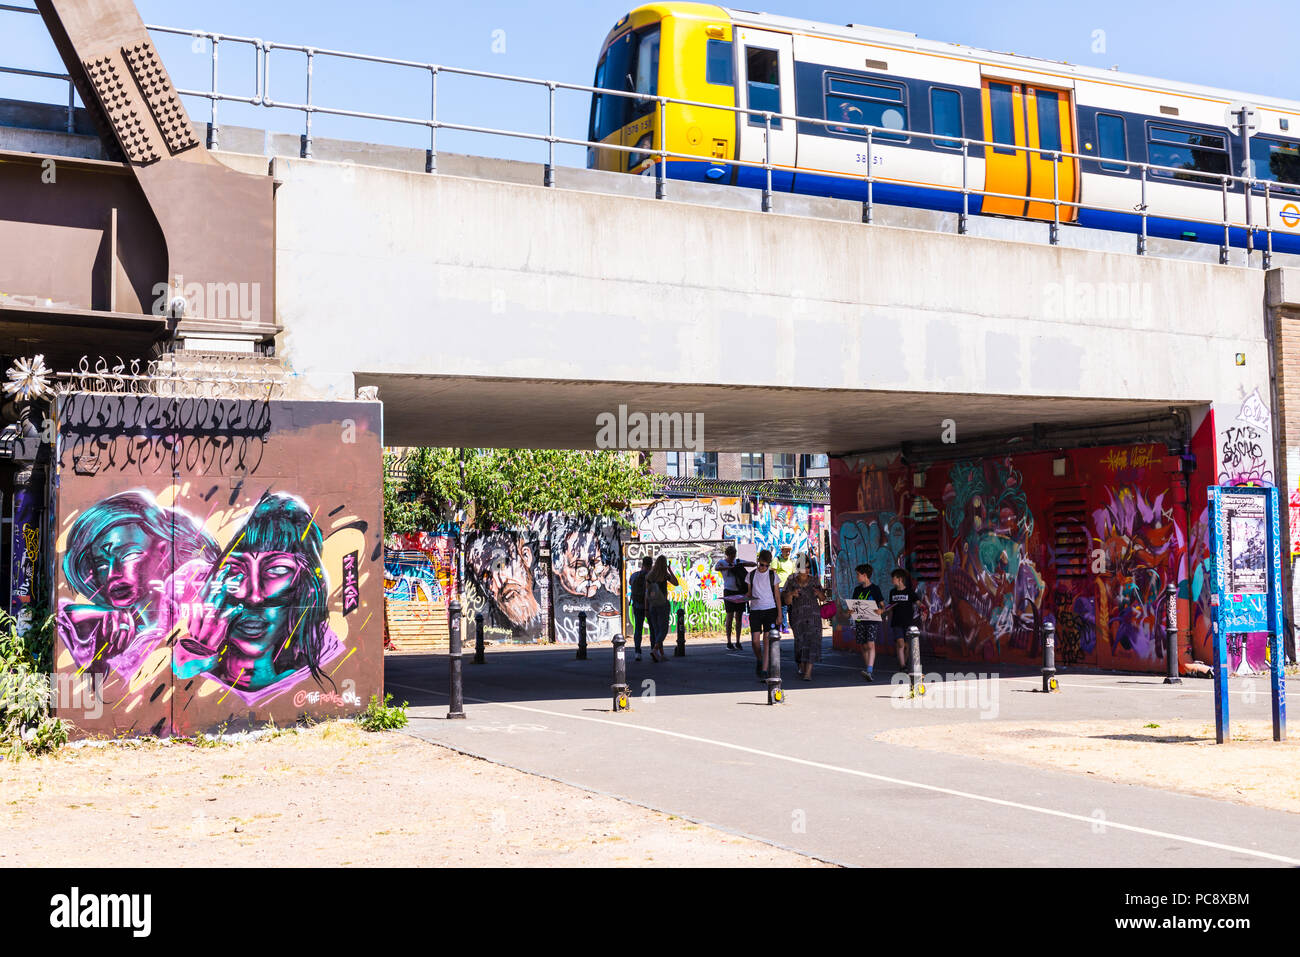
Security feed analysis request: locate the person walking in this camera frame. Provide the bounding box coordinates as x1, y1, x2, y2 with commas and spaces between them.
782, 554, 829, 681
746, 548, 781, 680
884, 568, 919, 671
851, 563, 885, 681
715, 545, 755, 650
644, 554, 678, 663
772, 543, 796, 633
627, 555, 652, 661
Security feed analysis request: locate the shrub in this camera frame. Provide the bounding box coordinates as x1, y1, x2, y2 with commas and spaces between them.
0, 610, 66, 759
357, 693, 409, 732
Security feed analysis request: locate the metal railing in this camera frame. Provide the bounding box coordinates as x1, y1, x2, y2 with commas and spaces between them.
3, 4, 1296, 268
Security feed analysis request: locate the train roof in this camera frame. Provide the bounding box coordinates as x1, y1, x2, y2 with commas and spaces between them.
690, 5, 1299, 117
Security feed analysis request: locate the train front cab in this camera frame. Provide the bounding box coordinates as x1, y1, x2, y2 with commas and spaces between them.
587, 3, 738, 184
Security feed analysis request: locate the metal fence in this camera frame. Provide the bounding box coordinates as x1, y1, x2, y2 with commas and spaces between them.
3, 4, 1295, 267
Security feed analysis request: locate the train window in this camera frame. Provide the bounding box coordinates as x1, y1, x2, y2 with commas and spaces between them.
706, 39, 734, 85
746, 47, 782, 127
588, 57, 608, 142
1249, 136, 1300, 193
634, 29, 660, 99
1147, 124, 1229, 183
1096, 113, 1128, 172
1036, 91, 1061, 154
989, 82, 1015, 154
594, 33, 635, 140
824, 73, 907, 141
930, 88, 961, 148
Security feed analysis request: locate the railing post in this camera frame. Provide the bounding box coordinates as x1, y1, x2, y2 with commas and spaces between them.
544, 81, 556, 188
864, 128, 874, 224
1050, 152, 1060, 245
577, 610, 588, 660
448, 598, 465, 719
959, 139, 969, 234
473, 612, 485, 665
1162, 583, 1181, 685
262, 41, 272, 107
656, 96, 666, 200
301, 48, 314, 158
1138, 166, 1148, 256
426, 66, 438, 174
1221, 177, 1230, 264
762, 113, 773, 212
208, 35, 220, 151
611, 634, 630, 712
1263, 182, 1273, 270
65, 77, 75, 134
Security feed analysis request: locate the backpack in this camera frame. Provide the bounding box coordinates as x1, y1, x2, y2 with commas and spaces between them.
732, 562, 748, 593
646, 578, 668, 608
630, 570, 647, 606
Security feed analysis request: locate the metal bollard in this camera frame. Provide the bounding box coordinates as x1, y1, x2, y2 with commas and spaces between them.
766, 624, 784, 704
1162, 583, 1181, 685
1042, 620, 1058, 693
473, 612, 485, 665
907, 625, 923, 695
448, 599, 465, 719
577, 611, 588, 660
675, 607, 686, 657
611, 634, 630, 712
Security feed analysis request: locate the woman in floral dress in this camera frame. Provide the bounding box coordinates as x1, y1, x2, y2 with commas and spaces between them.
782, 554, 828, 681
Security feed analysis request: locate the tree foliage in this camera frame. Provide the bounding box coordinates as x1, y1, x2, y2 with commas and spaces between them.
384, 448, 657, 535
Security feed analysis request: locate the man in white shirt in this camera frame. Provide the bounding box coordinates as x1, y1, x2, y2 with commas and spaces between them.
746, 548, 781, 680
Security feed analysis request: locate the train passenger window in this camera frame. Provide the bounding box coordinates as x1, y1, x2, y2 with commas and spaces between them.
1096, 113, 1128, 172
989, 82, 1015, 154
746, 47, 782, 128
706, 39, 734, 85
634, 29, 660, 98
1249, 136, 1300, 193
1147, 125, 1229, 183
930, 88, 961, 148
1036, 90, 1061, 154
824, 74, 907, 141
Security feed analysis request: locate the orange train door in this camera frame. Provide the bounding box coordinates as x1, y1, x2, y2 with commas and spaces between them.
980, 78, 1079, 222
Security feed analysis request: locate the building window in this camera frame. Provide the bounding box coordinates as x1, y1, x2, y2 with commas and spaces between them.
773, 453, 796, 478
693, 451, 718, 479
800, 454, 829, 475
740, 453, 765, 480
665, 452, 684, 477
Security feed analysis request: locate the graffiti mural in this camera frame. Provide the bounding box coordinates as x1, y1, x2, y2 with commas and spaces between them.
549, 514, 622, 644
623, 540, 728, 636
53, 394, 383, 736
1218, 389, 1274, 486
9, 485, 42, 629
632, 497, 739, 542
464, 522, 549, 642
384, 531, 457, 603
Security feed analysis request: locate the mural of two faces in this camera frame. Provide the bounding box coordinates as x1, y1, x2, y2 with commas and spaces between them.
53, 394, 383, 736
463, 514, 621, 643
830, 423, 1230, 675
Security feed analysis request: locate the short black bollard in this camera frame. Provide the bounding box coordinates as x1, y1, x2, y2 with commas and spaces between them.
1042, 620, 1058, 693
577, 611, 588, 660
473, 612, 485, 665
448, 599, 466, 719
766, 624, 784, 704
611, 634, 630, 712
907, 625, 924, 695
675, 607, 686, 657
1162, 583, 1181, 685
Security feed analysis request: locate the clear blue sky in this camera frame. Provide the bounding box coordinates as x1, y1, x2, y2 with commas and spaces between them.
5, 0, 1295, 166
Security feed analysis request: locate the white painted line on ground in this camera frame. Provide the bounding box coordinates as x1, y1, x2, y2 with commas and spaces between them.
387, 679, 1300, 866
1003, 676, 1296, 697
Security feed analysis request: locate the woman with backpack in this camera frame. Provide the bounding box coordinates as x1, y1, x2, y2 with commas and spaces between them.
715, 545, 755, 650
644, 554, 679, 663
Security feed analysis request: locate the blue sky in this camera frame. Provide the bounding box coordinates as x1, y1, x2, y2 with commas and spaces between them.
4, 0, 1295, 166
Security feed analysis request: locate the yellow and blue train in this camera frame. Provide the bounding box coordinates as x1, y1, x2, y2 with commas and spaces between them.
588, 3, 1300, 252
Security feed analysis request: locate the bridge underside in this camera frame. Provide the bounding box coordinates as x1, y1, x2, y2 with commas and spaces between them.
361, 373, 1189, 454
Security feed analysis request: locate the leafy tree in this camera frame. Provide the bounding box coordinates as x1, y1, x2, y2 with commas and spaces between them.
384, 448, 656, 535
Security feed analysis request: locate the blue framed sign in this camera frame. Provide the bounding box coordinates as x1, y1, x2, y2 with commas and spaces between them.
1207, 485, 1286, 743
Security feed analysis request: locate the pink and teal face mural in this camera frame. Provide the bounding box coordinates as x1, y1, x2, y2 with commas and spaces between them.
53, 395, 384, 737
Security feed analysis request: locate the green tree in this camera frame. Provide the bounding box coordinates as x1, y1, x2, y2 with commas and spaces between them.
384, 448, 656, 535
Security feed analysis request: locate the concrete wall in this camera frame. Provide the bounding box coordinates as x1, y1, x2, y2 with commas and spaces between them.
267, 155, 1272, 449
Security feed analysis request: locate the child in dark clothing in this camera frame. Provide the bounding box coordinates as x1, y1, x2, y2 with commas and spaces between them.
883, 568, 918, 670
851, 563, 884, 681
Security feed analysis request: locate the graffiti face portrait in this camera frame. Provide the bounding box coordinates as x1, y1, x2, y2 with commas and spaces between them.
553, 528, 618, 599
469, 534, 542, 629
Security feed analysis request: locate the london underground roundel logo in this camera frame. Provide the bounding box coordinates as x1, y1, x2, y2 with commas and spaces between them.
1281, 203, 1300, 229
